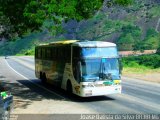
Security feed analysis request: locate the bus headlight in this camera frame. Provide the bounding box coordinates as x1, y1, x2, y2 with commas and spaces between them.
114, 80, 121, 85
84, 90, 92, 96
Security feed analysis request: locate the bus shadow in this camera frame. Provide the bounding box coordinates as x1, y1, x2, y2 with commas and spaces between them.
67, 94, 115, 102
16, 79, 65, 100
1, 78, 115, 109
31, 80, 116, 102
0, 79, 32, 109
0, 79, 66, 109
30, 80, 115, 102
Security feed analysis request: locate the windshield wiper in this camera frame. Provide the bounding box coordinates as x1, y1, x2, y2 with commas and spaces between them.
99, 59, 112, 80
99, 59, 105, 80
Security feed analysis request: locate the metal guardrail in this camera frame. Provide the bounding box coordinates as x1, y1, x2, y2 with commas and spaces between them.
0, 91, 13, 120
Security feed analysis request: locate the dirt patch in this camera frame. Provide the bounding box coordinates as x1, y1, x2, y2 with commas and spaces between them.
123, 73, 160, 83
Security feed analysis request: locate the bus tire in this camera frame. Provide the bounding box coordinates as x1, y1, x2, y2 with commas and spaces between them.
2, 110, 10, 120
67, 81, 72, 94
40, 72, 43, 79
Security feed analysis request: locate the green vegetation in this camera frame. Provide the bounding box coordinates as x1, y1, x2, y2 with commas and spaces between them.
114, 0, 133, 6
1, 0, 160, 82
149, 6, 160, 17
0, 32, 44, 56
0, 0, 135, 40
117, 24, 142, 50
122, 54, 160, 69
0, 0, 104, 39
0, 0, 160, 56
118, 27, 160, 51
76, 13, 133, 41
122, 54, 160, 74
0, 30, 67, 56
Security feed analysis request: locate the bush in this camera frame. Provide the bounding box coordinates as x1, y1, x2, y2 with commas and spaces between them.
122, 54, 160, 68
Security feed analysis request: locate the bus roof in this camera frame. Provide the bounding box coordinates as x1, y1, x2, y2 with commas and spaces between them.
38, 40, 116, 47
72, 41, 116, 47
38, 40, 79, 47
49, 40, 79, 45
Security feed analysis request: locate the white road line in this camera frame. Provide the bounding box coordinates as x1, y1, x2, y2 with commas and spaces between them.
12, 57, 35, 70
4, 59, 65, 99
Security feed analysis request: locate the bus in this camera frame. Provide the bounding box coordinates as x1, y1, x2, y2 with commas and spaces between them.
35, 40, 122, 97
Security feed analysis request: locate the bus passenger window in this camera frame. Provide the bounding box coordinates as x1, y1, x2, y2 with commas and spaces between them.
42, 48, 46, 59
38, 49, 41, 59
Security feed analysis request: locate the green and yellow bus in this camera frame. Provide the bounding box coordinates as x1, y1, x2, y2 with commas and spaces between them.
35, 40, 122, 97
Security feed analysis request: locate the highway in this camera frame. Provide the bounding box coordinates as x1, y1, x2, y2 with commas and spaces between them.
0, 56, 160, 116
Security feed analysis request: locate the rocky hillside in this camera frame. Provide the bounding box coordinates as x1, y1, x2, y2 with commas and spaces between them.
0, 0, 160, 55
62, 0, 160, 41
55, 0, 159, 51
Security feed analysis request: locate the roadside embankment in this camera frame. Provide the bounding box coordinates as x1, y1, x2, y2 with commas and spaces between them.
123, 69, 160, 83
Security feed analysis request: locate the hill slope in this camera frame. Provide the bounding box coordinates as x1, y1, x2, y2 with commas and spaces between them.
0, 0, 160, 55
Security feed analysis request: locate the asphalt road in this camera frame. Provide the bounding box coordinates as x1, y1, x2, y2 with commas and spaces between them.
0, 56, 160, 119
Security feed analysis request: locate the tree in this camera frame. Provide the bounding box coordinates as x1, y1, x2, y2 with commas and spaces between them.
114, 0, 133, 6
117, 24, 142, 51
0, 0, 33, 39
0, 0, 134, 40
144, 37, 159, 49
0, 0, 104, 39
117, 33, 134, 50
143, 29, 159, 50
146, 28, 158, 38
24, 0, 104, 34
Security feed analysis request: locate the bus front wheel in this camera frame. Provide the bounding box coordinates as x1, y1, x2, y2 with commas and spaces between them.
67, 81, 72, 94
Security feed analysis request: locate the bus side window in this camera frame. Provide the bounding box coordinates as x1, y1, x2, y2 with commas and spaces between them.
53, 47, 57, 60
49, 47, 52, 59
40, 48, 42, 59
46, 47, 51, 60
35, 48, 37, 58
59, 48, 62, 60
52, 47, 54, 60
38, 48, 41, 59
66, 47, 71, 62
64, 47, 68, 61
42, 48, 45, 60
57, 47, 63, 60
72, 46, 81, 83
50, 47, 53, 59
55, 48, 57, 60
57, 48, 60, 60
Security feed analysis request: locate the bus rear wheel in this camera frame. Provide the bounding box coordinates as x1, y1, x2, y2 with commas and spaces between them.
41, 73, 47, 85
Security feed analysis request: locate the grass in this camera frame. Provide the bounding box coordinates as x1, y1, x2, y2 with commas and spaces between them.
15, 49, 35, 56
123, 66, 160, 74
149, 6, 160, 17
122, 54, 160, 75
122, 54, 160, 81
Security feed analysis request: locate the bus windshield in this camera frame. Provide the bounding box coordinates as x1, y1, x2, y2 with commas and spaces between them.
81, 47, 118, 58
81, 58, 120, 82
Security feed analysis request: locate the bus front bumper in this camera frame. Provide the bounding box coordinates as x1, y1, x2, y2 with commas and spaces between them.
80, 85, 122, 97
